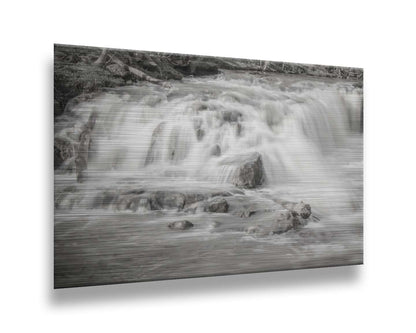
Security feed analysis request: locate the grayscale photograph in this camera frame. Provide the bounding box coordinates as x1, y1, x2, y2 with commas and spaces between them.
54, 44, 363, 288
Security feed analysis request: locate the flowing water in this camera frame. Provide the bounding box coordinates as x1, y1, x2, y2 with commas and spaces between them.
54, 70, 363, 288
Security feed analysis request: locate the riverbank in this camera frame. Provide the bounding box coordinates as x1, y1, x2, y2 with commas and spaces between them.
54, 44, 363, 117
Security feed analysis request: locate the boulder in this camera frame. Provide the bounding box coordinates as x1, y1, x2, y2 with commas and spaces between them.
271, 210, 299, 234
150, 191, 186, 211
232, 152, 265, 188
168, 220, 194, 230
205, 197, 229, 213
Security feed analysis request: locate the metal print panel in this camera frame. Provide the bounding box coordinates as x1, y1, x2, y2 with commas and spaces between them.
54, 44, 363, 288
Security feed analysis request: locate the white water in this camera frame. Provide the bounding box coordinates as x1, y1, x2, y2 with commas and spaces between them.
54, 71, 363, 287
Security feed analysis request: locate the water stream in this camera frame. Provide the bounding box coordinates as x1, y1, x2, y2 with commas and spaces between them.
54, 70, 363, 287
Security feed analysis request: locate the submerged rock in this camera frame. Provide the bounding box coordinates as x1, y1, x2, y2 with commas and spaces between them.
168, 220, 194, 230
232, 152, 265, 188
205, 197, 229, 213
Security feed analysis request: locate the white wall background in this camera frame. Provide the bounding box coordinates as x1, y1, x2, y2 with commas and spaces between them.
1, 0, 415, 332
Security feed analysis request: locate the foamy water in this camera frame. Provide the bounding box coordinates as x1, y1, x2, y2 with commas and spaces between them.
54, 71, 363, 287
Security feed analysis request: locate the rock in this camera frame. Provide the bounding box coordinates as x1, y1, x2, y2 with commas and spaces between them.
235, 209, 256, 218
210, 144, 221, 156
205, 197, 229, 213
271, 210, 298, 234
293, 202, 312, 219
187, 61, 219, 76
222, 110, 242, 123
196, 128, 205, 141
54, 137, 74, 169
115, 194, 141, 212
106, 63, 130, 79
184, 201, 205, 214
168, 220, 194, 230
184, 193, 206, 206
193, 118, 205, 141
92, 191, 117, 209
150, 191, 186, 211
232, 152, 265, 188
283, 201, 312, 219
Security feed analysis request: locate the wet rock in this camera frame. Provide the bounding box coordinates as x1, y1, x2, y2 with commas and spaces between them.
115, 194, 141, 211
210, 144, 221, 156
283, 201, 312, 219
232, 152, 265, 188
150, 191, 186, 211
271, 210, 298, 234
168, 220, 194, 230
196, 128, 205, 141
222, 110, 242, 122
205, 197, 229, 213
54, 137, 75, 169
210, 191, 233, 197
235, 209, 256, 218
184, 193, 206, 206
92, 191, 117, 209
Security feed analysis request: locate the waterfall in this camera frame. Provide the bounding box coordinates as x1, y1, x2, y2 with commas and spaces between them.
56, 72, 362, 186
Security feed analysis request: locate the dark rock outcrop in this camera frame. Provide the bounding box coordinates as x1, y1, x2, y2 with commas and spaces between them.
232, 152, 265, 188
168, 220, 194, 230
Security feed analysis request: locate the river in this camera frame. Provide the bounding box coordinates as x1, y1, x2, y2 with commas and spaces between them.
54, 70, 363, 288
